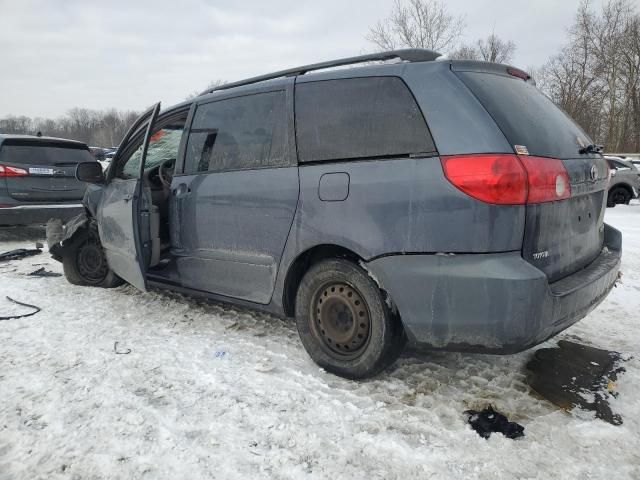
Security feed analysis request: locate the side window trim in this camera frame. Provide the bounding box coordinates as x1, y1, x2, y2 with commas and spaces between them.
173, 102, 197, 176
297, 151, 439, 167
137, 103, 162, 177
194, 85, 287, 111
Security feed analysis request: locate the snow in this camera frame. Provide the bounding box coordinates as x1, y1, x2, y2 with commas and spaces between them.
1, 204, 639, 479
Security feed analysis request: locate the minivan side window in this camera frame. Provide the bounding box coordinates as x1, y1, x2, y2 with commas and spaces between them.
295, 77, 436, 163
185, 91, 287, 174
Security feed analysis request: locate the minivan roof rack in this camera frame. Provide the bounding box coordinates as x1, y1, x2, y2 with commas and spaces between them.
200, 48, 441, 95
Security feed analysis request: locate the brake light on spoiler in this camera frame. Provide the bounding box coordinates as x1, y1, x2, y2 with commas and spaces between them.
440, 154, 571, 205
0, 164, 28, 177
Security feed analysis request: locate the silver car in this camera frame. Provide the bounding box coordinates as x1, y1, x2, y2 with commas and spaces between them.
605, 156, 640, 206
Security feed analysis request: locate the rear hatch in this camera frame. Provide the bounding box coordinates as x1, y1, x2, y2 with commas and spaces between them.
0, 139, 96, 202
454, 64, 609, 282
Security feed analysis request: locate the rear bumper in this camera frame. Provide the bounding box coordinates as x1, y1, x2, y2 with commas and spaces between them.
0, 203, 84, 226
367, 224, 622, 353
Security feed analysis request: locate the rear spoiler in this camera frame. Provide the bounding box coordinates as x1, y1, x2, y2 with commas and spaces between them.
450, 61, 534, 85
1, 138, 90, 150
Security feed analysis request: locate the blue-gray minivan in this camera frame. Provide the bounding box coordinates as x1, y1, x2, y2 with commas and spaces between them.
48, 50, 622, 378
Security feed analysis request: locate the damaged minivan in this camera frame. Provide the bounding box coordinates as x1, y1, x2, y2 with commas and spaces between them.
48, 49, 622, 379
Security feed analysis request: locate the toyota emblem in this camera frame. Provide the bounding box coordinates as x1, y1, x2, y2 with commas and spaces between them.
590, 164, 598, 181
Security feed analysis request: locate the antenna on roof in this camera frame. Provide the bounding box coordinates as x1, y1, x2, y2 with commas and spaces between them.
200, 48, 441, 95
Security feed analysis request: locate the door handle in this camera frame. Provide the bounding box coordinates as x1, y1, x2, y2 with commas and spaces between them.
123, 194, 133, 203
173, 183, 191, 198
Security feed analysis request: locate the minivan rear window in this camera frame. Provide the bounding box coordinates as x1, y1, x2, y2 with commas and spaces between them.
0, 143, 94, 166
455, 72, 593, 160
295, 77, 436, 163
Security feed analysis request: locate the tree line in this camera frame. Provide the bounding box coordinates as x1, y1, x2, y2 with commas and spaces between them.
0, 79, 228, 148
0, 108, 140, 148
1, 0, 638, 152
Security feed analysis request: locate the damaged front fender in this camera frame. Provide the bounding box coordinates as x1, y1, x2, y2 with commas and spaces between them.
83, 183, 104, 218
46, 212, 90, 262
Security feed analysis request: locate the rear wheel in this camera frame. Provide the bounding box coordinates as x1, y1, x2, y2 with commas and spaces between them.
62, 225, 122, 288
607, 187, 631, 207
295, 259, 406, 379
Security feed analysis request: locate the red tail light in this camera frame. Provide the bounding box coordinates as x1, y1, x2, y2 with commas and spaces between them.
0, 164, 28, 177
519, 156, 570, 203
440, 154, 527, 204
440, 154, 571, 205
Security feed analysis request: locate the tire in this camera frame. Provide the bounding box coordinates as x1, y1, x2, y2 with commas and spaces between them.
295, 259, 406, 379
607, 187, 631, 207
61, 225, 123, 288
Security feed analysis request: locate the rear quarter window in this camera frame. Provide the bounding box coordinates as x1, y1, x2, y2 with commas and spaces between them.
456, 72, 593, 160
295, 76, 436, 163
0, 142, 94, 165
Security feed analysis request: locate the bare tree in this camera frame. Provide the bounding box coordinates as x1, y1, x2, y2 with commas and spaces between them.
538, 0, 640, 152
449, 44, 479, 60
367, 0, 465, 53
449, 33, 516, 63
186, 79, 227, 100
476, 33, 516, 63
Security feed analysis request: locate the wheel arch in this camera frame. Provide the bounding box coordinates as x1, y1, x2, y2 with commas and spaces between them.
47, 210, 92, 261
282, 244, 365, 317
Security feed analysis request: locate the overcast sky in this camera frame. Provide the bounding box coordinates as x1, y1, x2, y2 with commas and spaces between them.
0, 0, 608, 118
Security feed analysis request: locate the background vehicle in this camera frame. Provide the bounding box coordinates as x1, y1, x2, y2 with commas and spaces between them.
605, 155, 640, 207
49, 49, 621, 379
0, 134, 98, 225
89, 146, 107, 160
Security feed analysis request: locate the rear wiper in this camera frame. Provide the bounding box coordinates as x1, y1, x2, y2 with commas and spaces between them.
579, 144, 603, 154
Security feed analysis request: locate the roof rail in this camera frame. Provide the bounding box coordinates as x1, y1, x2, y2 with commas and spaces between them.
200, 48, 441, 95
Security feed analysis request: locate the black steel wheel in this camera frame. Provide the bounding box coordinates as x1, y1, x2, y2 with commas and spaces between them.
62, 225, 123, 288
312, 282, 371, 359
295, 259, 406, 379
75, 236, 109, 283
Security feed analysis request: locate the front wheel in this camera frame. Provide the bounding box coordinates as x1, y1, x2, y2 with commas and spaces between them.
295, 259, 406, 379
62, 225, 123, 288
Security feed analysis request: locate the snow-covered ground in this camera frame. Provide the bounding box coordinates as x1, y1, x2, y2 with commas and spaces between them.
0, 205, 639, 480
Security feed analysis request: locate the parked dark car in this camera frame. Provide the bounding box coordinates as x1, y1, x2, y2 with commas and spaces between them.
0, 134, 98, 225
47, 49, 621, 379
103, 148, 118, 159
605, 156, 639, 206
89, 146, 102, 159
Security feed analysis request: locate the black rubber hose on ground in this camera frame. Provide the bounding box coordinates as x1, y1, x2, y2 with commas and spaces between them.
0, 296, 41, 320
